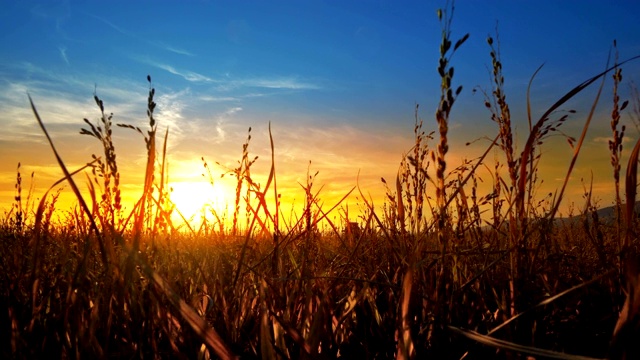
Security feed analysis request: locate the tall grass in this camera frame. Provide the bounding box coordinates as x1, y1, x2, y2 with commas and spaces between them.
3, 3, 640, 359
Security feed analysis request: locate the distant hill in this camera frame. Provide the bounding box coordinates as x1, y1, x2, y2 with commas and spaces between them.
555, 201, 640, 225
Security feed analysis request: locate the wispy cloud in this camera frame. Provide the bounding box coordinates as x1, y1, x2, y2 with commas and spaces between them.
592, 135, 633, 144
214, 107, 242, 143
214, 76, 321, 91
241, 77, 320, 90
156, 89, 189, 139
58, 46, 69, 65
133, 56, 213, 83
0, 79, 85, 140
0, 63, 150, 143
155, 63, 213, 83
89, 13, 130, 36
156, 42, 195, 57
89, 13, 196, 57
198, 95, 239, 102
137, 56, 322, 91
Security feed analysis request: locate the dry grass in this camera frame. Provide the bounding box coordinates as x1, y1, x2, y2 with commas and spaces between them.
3, 3, 640, 360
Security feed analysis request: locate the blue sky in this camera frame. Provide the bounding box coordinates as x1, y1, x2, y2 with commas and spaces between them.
2, 0, 640, 221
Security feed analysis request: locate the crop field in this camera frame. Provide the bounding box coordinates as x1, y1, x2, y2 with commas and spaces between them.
2, 4, 640, 360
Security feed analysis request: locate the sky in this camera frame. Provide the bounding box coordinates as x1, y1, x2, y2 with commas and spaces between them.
1, 0, 640, 228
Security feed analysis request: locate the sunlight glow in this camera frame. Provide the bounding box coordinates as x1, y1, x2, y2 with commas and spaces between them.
169, 180, 230, 223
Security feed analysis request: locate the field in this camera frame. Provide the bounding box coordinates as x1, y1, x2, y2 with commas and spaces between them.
2, 5, 640, 360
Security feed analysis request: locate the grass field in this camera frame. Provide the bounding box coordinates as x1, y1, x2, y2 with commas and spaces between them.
2, 4, 640, 359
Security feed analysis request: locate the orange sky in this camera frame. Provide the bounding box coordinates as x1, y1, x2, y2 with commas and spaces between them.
2, 98, 636, 229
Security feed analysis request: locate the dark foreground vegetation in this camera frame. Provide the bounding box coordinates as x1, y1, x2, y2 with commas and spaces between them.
2, 3, 640, 359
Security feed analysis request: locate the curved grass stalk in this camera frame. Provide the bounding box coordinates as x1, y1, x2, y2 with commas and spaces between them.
29, 95, 112, 269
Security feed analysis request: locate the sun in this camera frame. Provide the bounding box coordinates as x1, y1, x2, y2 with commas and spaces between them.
168, 180, 230, 222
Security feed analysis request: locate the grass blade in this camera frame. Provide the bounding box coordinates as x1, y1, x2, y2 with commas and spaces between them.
449, 326, 602, 360
624, 137, 640, 250
29, 94, 112, 268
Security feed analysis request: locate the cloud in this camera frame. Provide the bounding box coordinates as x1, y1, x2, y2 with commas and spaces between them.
214, 107, 242, 143
198, 95, 239, 102
90, 14, 197, 58
89, 13, 129, 36
243, 92, 267, 98
592, 136, 610, 143
58, 46, 69, 65
155, 64, 213, 83
225, 107, 242, 115
133, 57, 213, 83
156, 89, 189, 138
216, 119, 226, 141
592, 135, 634, 144
0, 63, 152, 145
209, 76, 321, 92
241, 77, 321, 90
136, 56, 321, 91
0, 79, 84, 140
156, 42, 195, 57
449, 121, 463, 130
